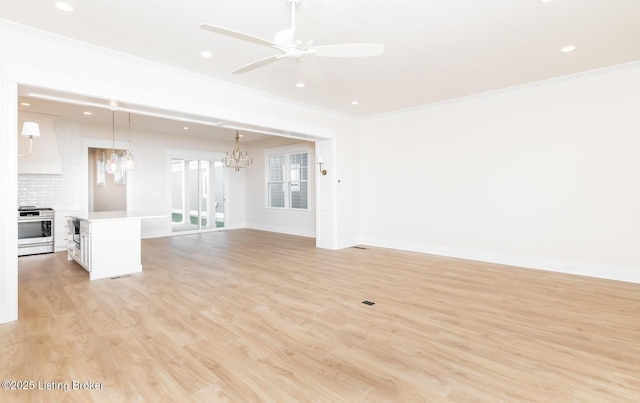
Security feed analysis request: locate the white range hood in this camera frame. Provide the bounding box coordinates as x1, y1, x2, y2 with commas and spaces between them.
18, 112, 63, 174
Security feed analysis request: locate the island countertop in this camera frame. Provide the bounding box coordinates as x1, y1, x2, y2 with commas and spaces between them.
66, 211, 165, 222
65, 211, 164, 280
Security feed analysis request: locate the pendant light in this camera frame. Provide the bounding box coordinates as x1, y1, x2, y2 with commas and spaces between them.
104, 110, 120, 175
122, 113, 137, 170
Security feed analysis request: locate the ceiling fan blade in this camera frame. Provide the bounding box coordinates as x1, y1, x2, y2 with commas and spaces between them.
299, 59, 326, 82
200, 23, 277, 49
233, 55, 283, 74
311, 44, 385, 58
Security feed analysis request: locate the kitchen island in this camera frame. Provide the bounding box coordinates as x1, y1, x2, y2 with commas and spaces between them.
66, 211, 161, 281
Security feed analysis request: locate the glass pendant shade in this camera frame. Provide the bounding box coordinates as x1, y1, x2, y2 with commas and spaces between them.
105, 152, 120, 175
123, 149, 137, 170
104, 111, 136, 175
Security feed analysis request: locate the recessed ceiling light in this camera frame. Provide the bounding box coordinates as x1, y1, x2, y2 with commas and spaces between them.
83, 111, 92, 115
200, 51, 213, 58
183, 126, 189, 130
561, 45, 576, 53
20, 102, 31, 106
296, 83, 305, 88
351, 101, 360, 105
541, 0, 552, 3
54, 1, 74, 12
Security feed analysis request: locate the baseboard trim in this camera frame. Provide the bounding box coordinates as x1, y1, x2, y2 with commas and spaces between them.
245, 223, 315, 238
361, 237, 640, 284
0, 303, 18, 324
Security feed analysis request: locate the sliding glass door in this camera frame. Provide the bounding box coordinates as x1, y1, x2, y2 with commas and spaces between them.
171, 157, 225, 232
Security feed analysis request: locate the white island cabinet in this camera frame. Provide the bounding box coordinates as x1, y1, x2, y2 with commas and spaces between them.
66, 211, 158, 281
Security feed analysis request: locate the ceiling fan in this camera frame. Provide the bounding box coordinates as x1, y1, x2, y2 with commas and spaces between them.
200, 0, 384, 81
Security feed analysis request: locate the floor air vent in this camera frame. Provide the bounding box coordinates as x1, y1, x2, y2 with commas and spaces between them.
362, 300, 375, 306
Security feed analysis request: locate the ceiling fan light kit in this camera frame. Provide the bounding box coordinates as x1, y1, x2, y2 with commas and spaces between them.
200, 0, 384, 79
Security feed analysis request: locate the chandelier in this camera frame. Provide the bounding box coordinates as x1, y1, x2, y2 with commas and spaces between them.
224, 130, 252, 171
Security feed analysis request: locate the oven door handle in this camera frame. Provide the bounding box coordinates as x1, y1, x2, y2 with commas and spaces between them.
18, 218, 53, 223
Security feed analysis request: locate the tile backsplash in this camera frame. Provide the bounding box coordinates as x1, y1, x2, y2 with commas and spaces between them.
18, 120, 84, 213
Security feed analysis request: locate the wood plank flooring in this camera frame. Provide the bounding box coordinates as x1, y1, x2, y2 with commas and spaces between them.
1, 229, 639, 402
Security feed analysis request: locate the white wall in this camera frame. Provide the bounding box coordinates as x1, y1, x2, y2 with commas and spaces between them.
334, 125, 361, 248
0, 80, 18, 323
360, 62, 640, 283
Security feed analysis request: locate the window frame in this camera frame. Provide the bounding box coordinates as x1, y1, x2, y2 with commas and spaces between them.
265, 143, 312, 211
267, 154, 286, 209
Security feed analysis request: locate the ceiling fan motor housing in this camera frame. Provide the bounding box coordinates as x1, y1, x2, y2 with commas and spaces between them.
200, 0, 384, 76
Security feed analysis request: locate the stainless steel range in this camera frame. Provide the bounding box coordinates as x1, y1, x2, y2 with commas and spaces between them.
18, 206, 55, 256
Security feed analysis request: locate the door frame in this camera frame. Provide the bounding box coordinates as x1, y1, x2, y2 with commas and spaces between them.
167, 149, 228, 235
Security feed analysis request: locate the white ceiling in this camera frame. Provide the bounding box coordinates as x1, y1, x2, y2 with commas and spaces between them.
3, 0, 640, 120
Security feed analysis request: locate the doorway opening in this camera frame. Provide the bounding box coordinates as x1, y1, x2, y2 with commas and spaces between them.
171, 158, 225, 232
88, 147, 127, 212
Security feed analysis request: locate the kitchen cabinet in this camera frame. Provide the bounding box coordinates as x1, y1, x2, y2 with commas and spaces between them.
66, 212, 149, 280
67, 219, 93, 270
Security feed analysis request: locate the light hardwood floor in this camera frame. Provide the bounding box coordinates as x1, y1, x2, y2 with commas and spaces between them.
1, 229, 639, 402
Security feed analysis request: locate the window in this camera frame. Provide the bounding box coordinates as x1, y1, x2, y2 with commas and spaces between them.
289, 152, 308, 209
268, 155, 285, 208
267, 149, 309, 209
